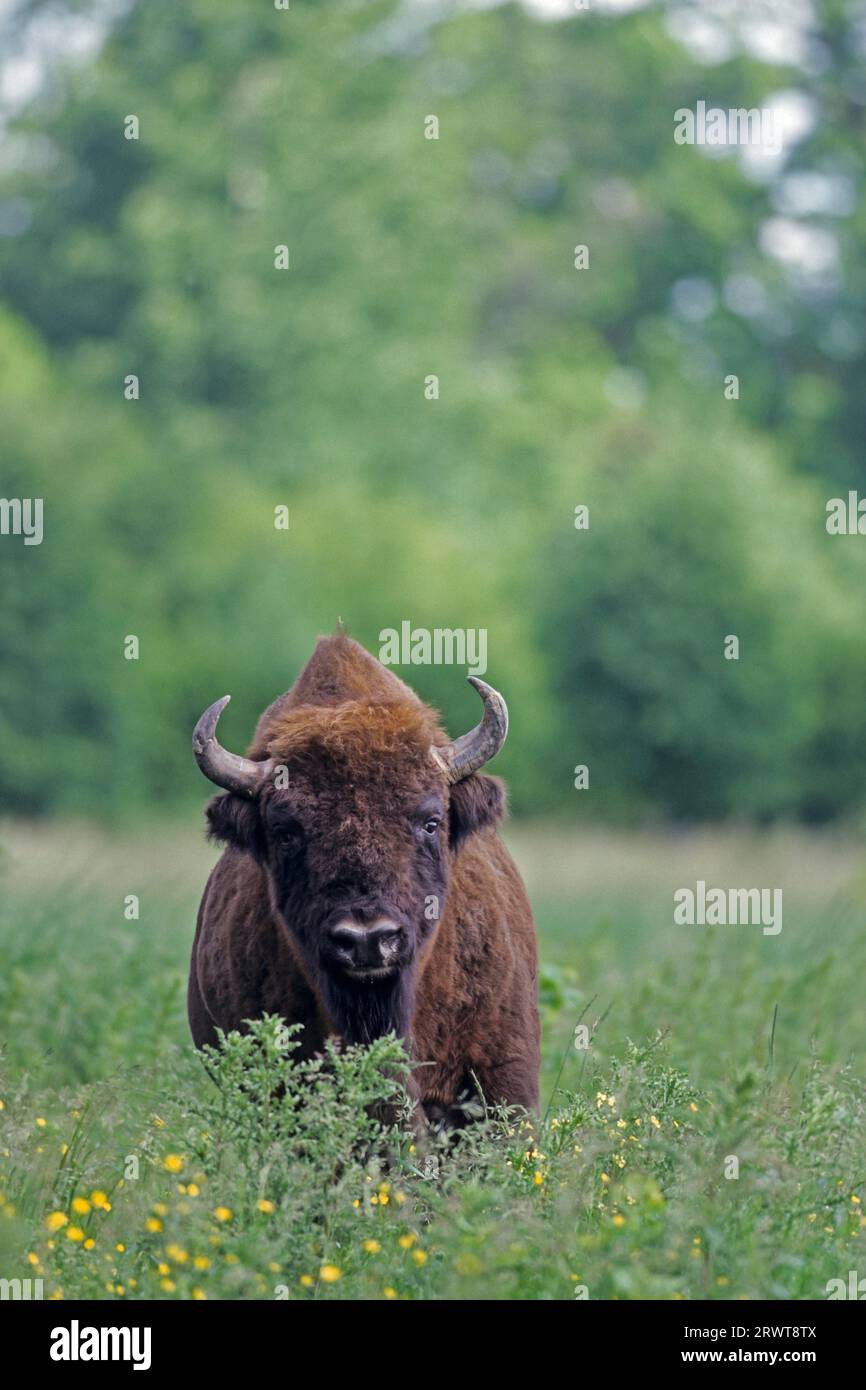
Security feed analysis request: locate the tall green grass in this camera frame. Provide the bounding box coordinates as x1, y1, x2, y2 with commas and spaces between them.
1, 821, 864, 1300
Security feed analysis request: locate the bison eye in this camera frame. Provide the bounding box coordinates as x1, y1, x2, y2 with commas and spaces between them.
423, 817, 441, 836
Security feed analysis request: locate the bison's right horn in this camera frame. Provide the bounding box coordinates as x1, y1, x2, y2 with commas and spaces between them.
192, 695, 271, 798
430, 676, 509, 783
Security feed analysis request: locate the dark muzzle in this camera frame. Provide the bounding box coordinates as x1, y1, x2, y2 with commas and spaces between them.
325, 918, 404, 977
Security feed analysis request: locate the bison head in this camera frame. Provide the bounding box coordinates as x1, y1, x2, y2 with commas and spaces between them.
192, 658, 507, 1045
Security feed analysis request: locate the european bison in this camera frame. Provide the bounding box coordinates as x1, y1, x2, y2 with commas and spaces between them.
188, 634, 540, 1123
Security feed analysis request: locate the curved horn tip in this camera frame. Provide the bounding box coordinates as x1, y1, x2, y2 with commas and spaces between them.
430, 674, 509, 784
192, 694, 264, 796
206, 693, 232, 724
467, 675, 509, 737
192, 695, 231, 754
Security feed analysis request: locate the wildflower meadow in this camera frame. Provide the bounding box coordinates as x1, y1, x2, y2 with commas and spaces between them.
1, 821, 864, 1302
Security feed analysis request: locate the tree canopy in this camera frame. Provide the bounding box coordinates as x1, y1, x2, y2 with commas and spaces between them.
1, 0, 865, 821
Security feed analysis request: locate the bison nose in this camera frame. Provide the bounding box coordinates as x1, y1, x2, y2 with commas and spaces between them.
328, 920, 403, 974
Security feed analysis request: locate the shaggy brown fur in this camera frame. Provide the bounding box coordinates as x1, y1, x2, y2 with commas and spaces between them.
188, 635, 540, 1122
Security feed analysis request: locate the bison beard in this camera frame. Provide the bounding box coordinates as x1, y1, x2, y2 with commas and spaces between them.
321, 970, 413, 1047
188, 633, 541, 1122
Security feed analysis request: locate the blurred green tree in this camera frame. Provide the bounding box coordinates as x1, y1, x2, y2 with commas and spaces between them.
0, 0, 864, 821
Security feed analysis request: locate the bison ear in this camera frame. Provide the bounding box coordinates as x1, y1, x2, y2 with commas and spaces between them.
205, 793, 264, 858
448, 773, 505, 850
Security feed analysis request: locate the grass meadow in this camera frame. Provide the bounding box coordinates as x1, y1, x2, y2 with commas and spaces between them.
1, 818, 865, 1301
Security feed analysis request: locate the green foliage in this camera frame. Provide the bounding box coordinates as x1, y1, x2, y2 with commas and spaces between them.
539, 411, 866, 819
1, 822, 865, 1299
3, 1007, 864, 1301
2, 0, 866, 821
192, 1019, 414, 1196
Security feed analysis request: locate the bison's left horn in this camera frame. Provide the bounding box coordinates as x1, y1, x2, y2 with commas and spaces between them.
192, 695, 271, 798
430, 676, 509, 784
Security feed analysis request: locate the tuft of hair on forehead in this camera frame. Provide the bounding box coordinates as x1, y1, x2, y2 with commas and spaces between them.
290, 633, 421, 707
249, 633, 432, 753
255, 699, 443, 781
246, 633, 453, 780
